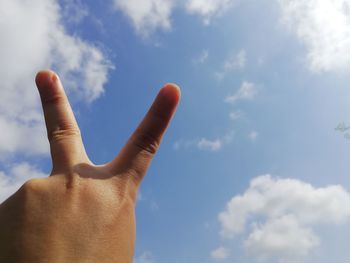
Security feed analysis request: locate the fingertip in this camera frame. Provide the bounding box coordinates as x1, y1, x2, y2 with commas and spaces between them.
35, 70, 58, 89
160, 83, 181, 105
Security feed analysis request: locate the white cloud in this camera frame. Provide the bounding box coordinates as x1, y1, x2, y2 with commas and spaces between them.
0, 117, 48, 157
197, 138, 223, 151
224, 49, 246, 71
174, 137, 222, 151
218, 175, 350, 262
113, 0, 238, 35
134, 251, 155, 263
225, 81, 257, 104
174, 132, 234, 152
114, 0, 173, 37
193, 49, 209, 64
279, 0, 350, 72
0, 0, 112, 157
229, 110, 244, 121
210, 247, 230, 260
61, 0, 89, 24
186, 0, 237, 24
248, 131, 259, 142
0, 163, 47, 203
216, 50, 246, 80
244, 215, 319, 262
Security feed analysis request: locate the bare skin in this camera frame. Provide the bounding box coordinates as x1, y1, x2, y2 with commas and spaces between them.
0, 70, 180, 263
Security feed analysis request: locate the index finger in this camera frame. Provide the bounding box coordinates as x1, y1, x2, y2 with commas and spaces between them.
108, 83, 181, 183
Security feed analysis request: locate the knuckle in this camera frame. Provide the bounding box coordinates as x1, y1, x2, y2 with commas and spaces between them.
111, 175, 139, 204
48, 127, 81, 143
125, 167, 143, 186
42, 92, 66, 106
21, 178, 44, 195
132, 131, 160, 156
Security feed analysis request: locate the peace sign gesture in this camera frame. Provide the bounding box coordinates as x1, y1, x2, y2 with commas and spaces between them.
0, 70, 180, 263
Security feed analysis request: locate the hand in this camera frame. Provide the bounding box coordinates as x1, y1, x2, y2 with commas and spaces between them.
0, 70, 180, 262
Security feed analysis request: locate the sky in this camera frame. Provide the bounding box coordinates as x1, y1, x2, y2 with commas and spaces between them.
1, 0, 350, 262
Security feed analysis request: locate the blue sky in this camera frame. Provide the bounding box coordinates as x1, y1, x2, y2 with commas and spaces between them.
2, 0, 350, 262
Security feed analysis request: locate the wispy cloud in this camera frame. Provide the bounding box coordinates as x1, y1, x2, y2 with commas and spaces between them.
217, 175, 350, 262
225, 81, 257, 104
248, 131, 259, 142
174, 132, 233, 152
186, 0, 237, 25
229, 110, 244, 121
193, 49, 209, 64
216, 50, 246, 80
113, 0, 173, 37
197, 138, 223, 151
113, 0, 239, 37
136, 191, 160, 212
134, 251, 155, 263
175, 81, 257, 153
210, 246, 230, 261
224, 50, 247, 71
61, 0, 89, 24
